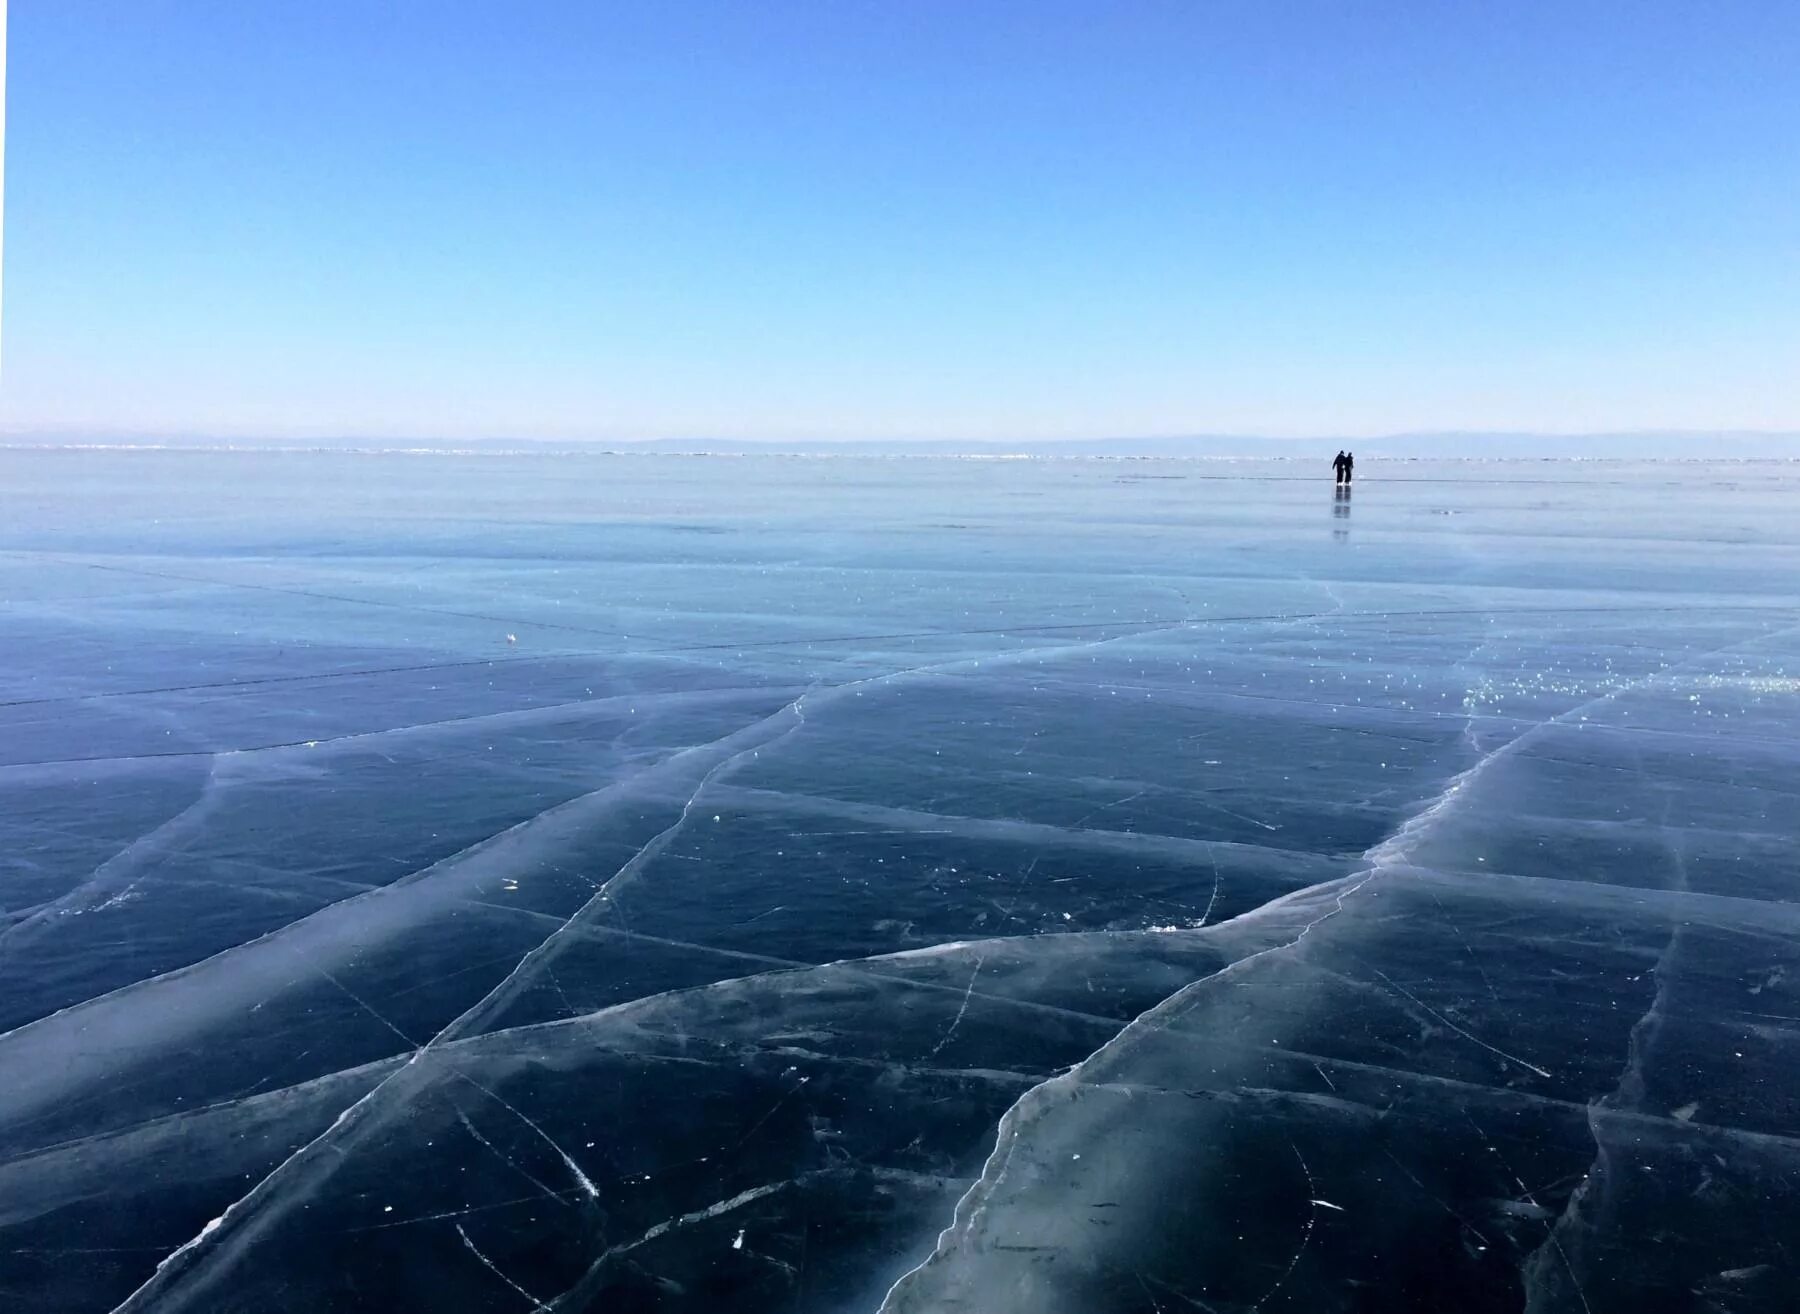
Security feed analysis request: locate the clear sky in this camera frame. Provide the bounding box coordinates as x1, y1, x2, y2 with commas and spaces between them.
3, 1, 1797, 442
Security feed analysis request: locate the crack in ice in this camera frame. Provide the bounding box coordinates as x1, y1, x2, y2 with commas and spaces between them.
538, 1181, 798, 1310
454, 1108, 569, 1208
456, 1222, 546, 1308
1367, 965, 1552, 1080
1248, 1143, 1322, 1310
927, 953, 987, 1059
876, 870, 1378, 1311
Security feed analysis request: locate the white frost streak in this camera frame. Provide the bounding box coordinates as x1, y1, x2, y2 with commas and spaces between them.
538, 1182, 794, 1310
630, 1182, 788, 1248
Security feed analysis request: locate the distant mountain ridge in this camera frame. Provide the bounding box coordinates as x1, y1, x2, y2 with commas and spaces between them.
616, 431, 1800, 459
6, 429, 1800, 459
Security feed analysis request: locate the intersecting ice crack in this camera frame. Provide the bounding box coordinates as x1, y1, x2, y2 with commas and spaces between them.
73, 730, 762, 1305
0, 691, 869, 1144
1520, 750, 1696, 1314
1379, 1143, 1494, 1251
526, 1163, 968, 1312
21, 576, 1790, 1311
454, 1108, 569, 1206
0, 931, 1146, 1171
1363, 614, 1800, 872
876, 868, 1380, 1312
105, 613, 1252, 1310
300, 951, 420, 1049
1462, 1111, 1597, 1314
347, 1189, 586, 1235
9, 599, 1250, 1070
0, 756, 231, 951
876, 612, 1800, 1312
456, 1073, 599, 1201
100, 695, 812, 1310
18, 999, 1791, 1253
433, 707, 813, 1043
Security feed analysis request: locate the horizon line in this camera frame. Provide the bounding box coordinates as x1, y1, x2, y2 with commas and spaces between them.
7, 426, 1800, 447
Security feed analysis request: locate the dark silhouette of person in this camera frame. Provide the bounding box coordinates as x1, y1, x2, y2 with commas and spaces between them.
1344, 451, 1355, 484
1332, 450, 1347, 484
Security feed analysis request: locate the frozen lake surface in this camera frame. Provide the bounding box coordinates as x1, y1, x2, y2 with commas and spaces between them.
2, 450, 1799, 1312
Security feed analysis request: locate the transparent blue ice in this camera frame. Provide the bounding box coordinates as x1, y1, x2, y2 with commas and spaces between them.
2, 451, 1798, 1312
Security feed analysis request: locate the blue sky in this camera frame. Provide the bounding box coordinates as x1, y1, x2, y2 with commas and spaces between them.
3, 1, 1797, 441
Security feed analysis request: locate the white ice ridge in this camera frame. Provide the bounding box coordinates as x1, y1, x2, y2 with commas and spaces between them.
712, 784, 1341, 873
0, 680, 788, 772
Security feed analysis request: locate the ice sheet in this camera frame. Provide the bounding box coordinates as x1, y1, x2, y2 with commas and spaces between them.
2, 452, 1798, 1311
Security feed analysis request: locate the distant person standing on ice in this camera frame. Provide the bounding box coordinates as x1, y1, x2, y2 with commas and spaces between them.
1344, 451, 1355, 484
1332, 450, 1347, 484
